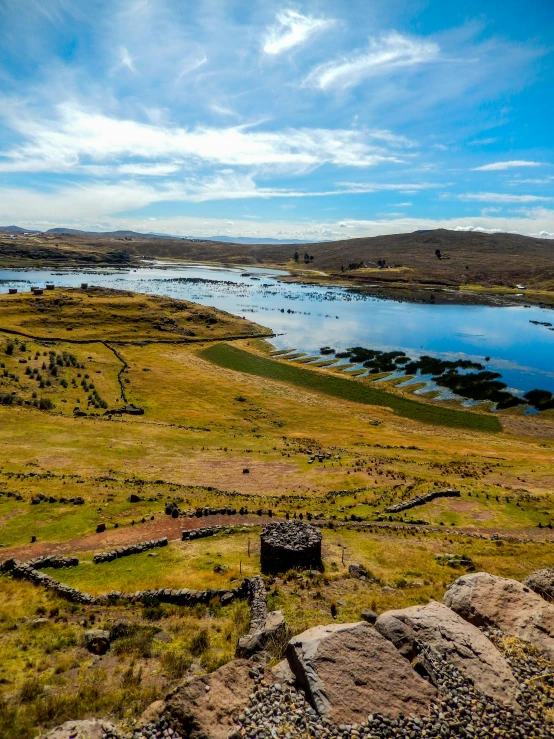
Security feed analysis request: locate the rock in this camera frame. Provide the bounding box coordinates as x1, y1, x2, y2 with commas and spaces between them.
166, 501, 180, 516
444, 572, 554, 661
164, 659, 271, 739
524, 568, 554, 601
348, 562, 369, 579
84, 629, 111, 655
40, 719, 122, 739
272, 658, 295, 684
375, 601, 518, 706
360, 609, 378, 624
129, 493, 142, 503
285, 621, 437, 724
236, 611, 287, 658
96, 523, 106, 533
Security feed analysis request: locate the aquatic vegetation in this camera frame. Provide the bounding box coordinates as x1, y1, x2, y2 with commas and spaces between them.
202, 343, 501, 432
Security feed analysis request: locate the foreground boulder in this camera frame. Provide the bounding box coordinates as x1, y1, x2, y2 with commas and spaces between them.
41, 719, 122, 739
375, 601, 518, 706
163, 659, 270, 739
524, 568, 554, 601
444, 572, 554, 661
285, 622, 437, 724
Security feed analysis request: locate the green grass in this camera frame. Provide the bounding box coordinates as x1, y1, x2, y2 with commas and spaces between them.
201, 344, 502, 433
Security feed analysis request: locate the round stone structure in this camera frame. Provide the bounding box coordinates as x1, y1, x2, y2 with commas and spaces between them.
260, 521, 322, 574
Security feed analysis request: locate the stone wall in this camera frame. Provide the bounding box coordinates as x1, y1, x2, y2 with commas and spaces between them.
27, 555, 79, 569
93, 537, 168, 563
384, 489, 460, 514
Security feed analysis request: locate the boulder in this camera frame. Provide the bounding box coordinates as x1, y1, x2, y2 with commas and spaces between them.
163, 659, 271, 739
236, 611, 287, 658
39, 719, 122, 739
285, 622, 437, 724
524, 568, 554, 602
84, 629, 111, 655
348, 562, 370, 579
375, 601, 518, 706
361, 609, 378, 624
444, 572, 554, 662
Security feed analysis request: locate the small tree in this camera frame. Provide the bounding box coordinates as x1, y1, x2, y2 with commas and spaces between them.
293, 251, 299, 263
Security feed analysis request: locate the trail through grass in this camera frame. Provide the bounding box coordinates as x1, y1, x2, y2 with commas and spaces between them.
201, 344, 502, 433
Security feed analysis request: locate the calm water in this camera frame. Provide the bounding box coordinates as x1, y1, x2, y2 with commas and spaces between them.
2, 262, 554, 396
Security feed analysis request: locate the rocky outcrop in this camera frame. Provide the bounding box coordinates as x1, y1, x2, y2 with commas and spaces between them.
375, 601, 518, 706
524, 568, 554, 601
162, 660, 270, 739
40, 719, 122, 739
260, 521, 322, 573
384, 488, 460, 513
236, 575, 286, 658
444, 572, 554, 661
93, 537, 168, 563
285, 621, 437, 723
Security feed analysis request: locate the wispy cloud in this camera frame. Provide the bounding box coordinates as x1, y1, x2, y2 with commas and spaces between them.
263, 9, 334, 56
0, 105, 408, 173
458, 192, 551, 203
115, 46, 136, 73
304, 31, 440, 91
473, 160, 543, 171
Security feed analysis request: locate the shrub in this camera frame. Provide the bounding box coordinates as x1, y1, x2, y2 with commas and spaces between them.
5, 341, 14, 356
160, 648, 192, 678
190, 628, 210, 656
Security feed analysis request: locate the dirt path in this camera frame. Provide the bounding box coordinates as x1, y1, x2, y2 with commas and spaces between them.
0, 514, 273, 562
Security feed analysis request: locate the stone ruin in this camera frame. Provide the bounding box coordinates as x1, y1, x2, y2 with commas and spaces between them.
260, 521, 322, 574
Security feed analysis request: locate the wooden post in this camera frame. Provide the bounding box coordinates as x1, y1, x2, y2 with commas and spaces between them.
248, 538, 251, 557
341, 544, 345, 566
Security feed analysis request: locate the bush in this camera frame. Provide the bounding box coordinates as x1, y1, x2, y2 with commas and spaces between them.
5, 341, 14, 356
190, 628, 210, 656
38, 398, 55, 411
160, 648, 192, 678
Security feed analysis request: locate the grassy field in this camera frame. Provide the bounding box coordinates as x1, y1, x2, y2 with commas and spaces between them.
1, 290, 554, 737
201, 343, 502, 432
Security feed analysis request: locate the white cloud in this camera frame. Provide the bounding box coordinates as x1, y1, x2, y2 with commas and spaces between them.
116, 46, 136, 73
473, 160, 543, 171
304, 31, 440, 91
262, 10, 334, 56
0, 105, 408, 173
458, 192, 551, 203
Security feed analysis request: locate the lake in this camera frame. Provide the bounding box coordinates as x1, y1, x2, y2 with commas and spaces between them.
2, 262, 554, 398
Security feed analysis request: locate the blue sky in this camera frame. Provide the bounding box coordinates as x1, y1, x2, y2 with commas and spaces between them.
0, 0, 553, 240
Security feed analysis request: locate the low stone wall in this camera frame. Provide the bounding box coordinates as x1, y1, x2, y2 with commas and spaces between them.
181, 523, 257, 541
384, 489, 460, 514
236, 575, 287, 657
27, 555, 79, 569
0, 559, 94, 604
260, 522, 322, 574
0, 556, 254, 609
93, 537, 168, 563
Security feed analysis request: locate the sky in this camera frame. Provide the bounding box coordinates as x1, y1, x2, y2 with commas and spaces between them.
0, 0, 553, 241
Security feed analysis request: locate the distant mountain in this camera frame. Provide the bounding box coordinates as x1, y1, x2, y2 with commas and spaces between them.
1, 225, 313, 244
204, 236, 311, 245
0, 225, 40, 233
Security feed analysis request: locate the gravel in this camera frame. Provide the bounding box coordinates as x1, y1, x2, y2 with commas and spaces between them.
130, 629, 554, 739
